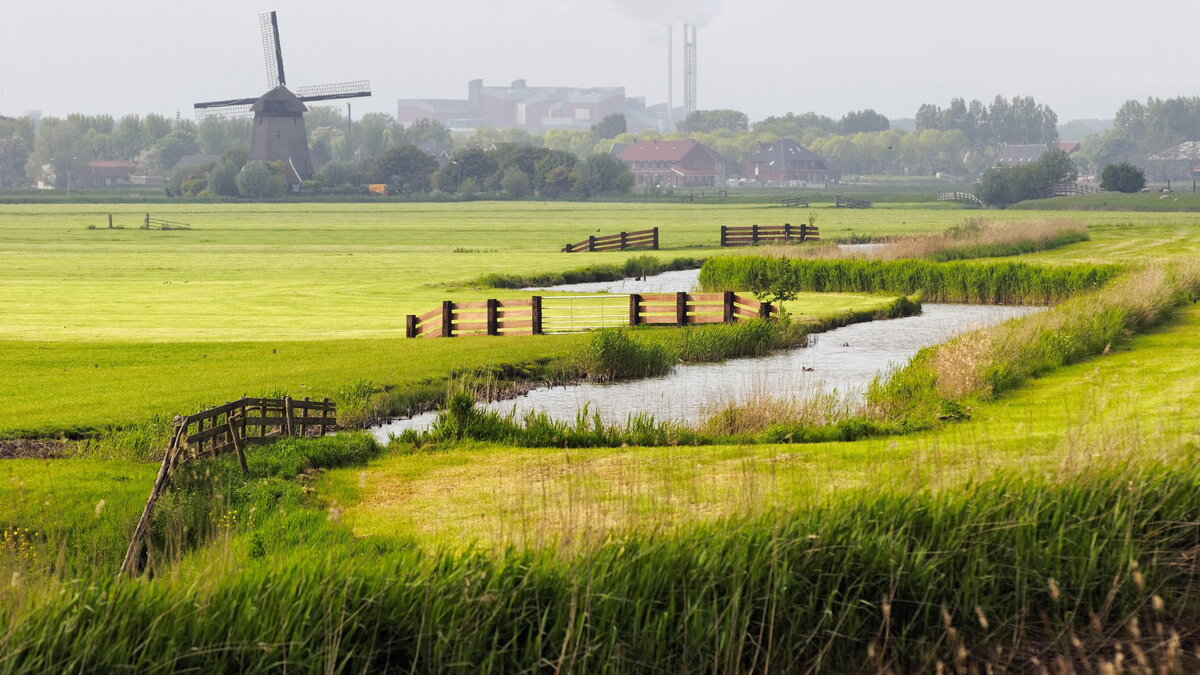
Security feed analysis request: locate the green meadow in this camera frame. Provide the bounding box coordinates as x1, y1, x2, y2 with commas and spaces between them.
3, 200, 1200, 670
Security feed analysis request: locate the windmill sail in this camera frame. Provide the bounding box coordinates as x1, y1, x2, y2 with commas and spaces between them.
259, 11, 286, 89
296, 80, 372, 103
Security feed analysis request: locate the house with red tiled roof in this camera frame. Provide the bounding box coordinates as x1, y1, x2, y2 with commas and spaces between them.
616, 139, 727, 188
77, 161, 137, 188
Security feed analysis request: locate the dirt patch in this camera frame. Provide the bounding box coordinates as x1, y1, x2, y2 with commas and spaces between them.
0, 438, 71, 459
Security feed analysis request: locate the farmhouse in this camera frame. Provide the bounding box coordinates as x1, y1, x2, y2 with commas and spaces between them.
616, 139, 727, 188
744, 139, 839, 185
1146, 141, 1200, 181
996, 142, 1081, 167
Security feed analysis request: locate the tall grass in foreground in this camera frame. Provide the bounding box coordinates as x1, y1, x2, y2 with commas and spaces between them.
3, 456, 1198, 672
700, 256, 1121, 305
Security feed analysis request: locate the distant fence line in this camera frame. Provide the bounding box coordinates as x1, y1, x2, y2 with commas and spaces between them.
406, 292, 774, 338
563, 227, 659, 253
835, 196, 873, 208
721, 223, 820, 247
120, 396, 335, 576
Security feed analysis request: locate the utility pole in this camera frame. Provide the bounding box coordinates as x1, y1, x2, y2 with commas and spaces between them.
346, 102, 352, 162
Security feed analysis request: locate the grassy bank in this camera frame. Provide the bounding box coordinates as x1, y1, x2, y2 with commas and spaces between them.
3, 452, 1197, 672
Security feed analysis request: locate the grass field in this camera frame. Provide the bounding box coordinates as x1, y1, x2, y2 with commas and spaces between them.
4, 200, 1200, 670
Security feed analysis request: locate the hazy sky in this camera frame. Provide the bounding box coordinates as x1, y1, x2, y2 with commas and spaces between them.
1, 0, 1195, 124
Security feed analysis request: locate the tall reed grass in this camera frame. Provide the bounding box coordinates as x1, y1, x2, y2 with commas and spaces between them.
4, 456, 1198, 672
700, 256, 1120, 305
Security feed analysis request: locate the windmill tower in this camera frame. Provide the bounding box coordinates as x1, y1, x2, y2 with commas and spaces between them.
193, 12, 371, 182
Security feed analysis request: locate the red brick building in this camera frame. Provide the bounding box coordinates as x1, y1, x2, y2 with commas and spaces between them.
617, 139, 727, 188
744, 139, 839, 185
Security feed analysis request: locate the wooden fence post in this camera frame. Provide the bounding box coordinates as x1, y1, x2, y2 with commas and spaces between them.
751, 224, 759, 245
531, 296, 543, 335
405, 314, 417, 338
652, 227, 659, 250
320, 398, 330, 436
228, 416, 249, 475
723, 291, 735, 323
620, 231, 628, 250
486, 298, 499, 336
760, 302, 773, 319
783, 223, 792, 241
588, 235, 596, 252
564, 242, 573, 253
629, 293, 641, 326
108, 214, 113, 229
676, 291, 688, 327
283, 396, 294, 436
441, 300, 454, 338
720, 225, 727, 247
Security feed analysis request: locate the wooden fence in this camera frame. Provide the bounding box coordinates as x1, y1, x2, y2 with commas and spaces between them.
680, 190, 728, 203
720, 223, 820, 247
781, 197, 810, 207
1045, 182, 1103, 197
119, 396, 335, 576
835, 196, 873, 208
142, 213, 191, 230
563, 227, 659, 253
406, 291, 773, 338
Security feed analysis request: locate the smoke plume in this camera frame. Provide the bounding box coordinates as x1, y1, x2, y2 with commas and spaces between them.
609, 0, 722, 26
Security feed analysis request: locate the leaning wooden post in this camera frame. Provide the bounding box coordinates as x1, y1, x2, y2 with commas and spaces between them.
676, 291, 688, 327
441, 300, 454, 338
723, 291, 735, 324
651, 227, 659, 250
119, 417, 187, 577
405, 314, 418, 338
720, 225, 727, 247
531, 296, 543, 335
760, 302, 773, 319
486, 298, 499, 336
588, 235, 597, 252
620, 231, 628, 250
227, 415, 249, 476
629, 293, 641, 326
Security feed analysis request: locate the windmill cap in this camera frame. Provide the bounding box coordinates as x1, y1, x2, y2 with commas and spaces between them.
252, 86, 308, 114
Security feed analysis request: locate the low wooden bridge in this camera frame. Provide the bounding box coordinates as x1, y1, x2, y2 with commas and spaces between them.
406, 292, 774, 338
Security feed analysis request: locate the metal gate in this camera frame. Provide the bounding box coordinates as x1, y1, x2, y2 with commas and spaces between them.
539, 295, 630, 334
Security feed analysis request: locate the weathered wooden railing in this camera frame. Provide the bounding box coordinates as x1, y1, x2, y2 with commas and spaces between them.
407, 292, 773, 337
563, 227, 659, 252
937, 191, 984, 206
835, 196, 873, 208
721, 223, 820, 247
119, 396, 335, 576
781, 197, 810, 207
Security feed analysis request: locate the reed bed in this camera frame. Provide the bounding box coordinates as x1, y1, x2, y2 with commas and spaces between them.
756, 218, 1089, 263
700, 256, 1121, 305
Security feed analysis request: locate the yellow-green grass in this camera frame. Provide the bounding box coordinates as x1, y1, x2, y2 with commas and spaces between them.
0, 292, 891, 435
2, 202, 1195, 342
334, 304, 1200, 549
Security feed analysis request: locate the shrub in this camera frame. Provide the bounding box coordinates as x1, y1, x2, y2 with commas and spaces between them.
1100, 162, 1146, 193
578, 328, 675, 381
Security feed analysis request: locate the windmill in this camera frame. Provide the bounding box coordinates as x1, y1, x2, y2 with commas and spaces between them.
193, 11, 371, 182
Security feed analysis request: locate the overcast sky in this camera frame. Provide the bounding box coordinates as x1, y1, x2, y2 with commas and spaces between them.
1, 0, 1194, 124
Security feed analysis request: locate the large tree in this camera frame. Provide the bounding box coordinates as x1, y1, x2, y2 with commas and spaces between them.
678, 109, 749, 134
0, 137, 31, 188
838, 109, 890, 134
591, 113, 627, 140
573, 153, 633, 198
367, 144, 438, 192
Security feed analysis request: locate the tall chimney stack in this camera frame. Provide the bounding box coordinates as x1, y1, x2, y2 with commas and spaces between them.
666, 25, 674, 129
683, 24, 698, 118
